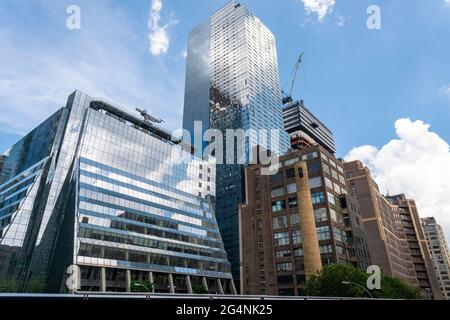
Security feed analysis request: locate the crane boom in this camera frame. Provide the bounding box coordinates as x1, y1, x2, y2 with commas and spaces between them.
289, 52, 303, 99
282, 51, 304, 106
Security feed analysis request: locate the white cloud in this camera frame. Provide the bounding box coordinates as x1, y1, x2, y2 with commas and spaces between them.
445, 0, 450, 6
345, 118, 450, 241
0, 2, 184, 138
181, 49, 187, 58
148, 0, 177, 55
300, 0, 336, 22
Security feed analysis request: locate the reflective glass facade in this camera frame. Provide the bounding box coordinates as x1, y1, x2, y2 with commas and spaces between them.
0, 91, 234, 294
183, 0, 290, 283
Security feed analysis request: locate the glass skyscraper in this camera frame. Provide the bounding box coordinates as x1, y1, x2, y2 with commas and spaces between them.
183, 0, 290, 283
0, 91, 235, 294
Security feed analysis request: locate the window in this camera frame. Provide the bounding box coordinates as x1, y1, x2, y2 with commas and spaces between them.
322, 163, 330, 175
290, 213, 300, 226
328, 192, 337, 206
333, 182, 341, 194
331, 169, 339, 180
321, 153, 328, 162
272, 200, 286, 213
294, 248, 303, 257
270, 171, 283, 183
314, 208, 328, 223
320, 245, 333, 254
286, 168, 296, 179
333, 227, 344, 242
273, 216, 288, 229
292, 229, 302, 244
277, 262, 293, 272
330, 209, 338, 222
276, 250, 291, 258
274, 232, 290, 246
271, 187, 284, 197
308, 160, 321, 175
284, 158, 298, 167
335, 245, 345, 255
325, 177, 333, 189
288, 197, 299, 208
330, 208, 343, 224
338, 175, 346, 185
329, 160, 336, 168
317, 226, 330, 241
302, 151, 318, 160
311, 191, 325, 205
309, 177, 322, 189
287, 183, 297, 194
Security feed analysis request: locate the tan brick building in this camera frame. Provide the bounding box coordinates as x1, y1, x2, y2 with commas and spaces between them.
240, 146, 370, 295
344, 160, 442, 300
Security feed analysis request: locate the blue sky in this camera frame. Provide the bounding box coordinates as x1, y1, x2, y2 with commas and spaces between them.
0, 0, 449, 155
1, 1, 450, 235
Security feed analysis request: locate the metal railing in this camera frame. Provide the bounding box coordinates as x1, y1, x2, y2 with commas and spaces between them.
0, 292, 378, 300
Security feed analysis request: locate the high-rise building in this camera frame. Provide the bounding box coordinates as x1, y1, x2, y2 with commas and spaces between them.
0, 155, 6, 174
344, 160, 442, 300
283, 100, 336, 154
183, 0, 290, 283
0, 91, 235, 294
421, 217, 450, 299
240, 146, 370, 295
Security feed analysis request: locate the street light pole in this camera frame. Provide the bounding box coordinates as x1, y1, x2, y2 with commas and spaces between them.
341, 280, 374, 299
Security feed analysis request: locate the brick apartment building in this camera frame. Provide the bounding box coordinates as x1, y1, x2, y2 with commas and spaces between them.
344, 160, 442, 300
240, 146, 370, 295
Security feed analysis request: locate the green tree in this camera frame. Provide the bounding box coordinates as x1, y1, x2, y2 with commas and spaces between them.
304, 264, 421, 300
130, 280, 154, 293
372, 273, 422, 299
192, 285, 208, 294
27, 277, 46, 293
0, 278, 23, 293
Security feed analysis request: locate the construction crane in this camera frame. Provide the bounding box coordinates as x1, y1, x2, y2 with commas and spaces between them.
282, 51, 304, 105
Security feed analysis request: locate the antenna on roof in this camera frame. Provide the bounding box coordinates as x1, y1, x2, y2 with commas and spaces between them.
136, 108, 164, 124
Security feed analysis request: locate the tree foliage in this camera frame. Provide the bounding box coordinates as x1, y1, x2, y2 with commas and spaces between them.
304, 264, 421, 300
130, 280, 154, 293
192, 285, 209, 294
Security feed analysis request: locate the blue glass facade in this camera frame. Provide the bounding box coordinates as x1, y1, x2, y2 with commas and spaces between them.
183, 1, 290, 283
0, 91, 234, 294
